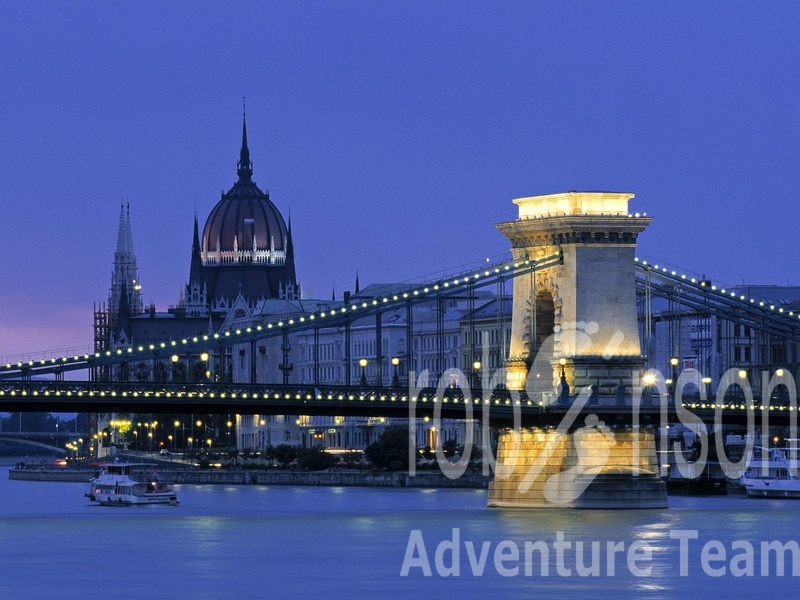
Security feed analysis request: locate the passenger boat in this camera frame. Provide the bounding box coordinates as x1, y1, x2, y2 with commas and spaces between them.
86, 462, 179, 506
739, 448, 800, 498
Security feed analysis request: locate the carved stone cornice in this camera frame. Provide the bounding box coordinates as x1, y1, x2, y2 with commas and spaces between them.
496, 215, 652, 249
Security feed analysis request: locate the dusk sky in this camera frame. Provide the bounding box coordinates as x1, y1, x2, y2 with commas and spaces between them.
2, 2, 799, 361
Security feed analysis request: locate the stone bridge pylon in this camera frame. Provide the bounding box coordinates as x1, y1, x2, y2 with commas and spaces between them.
490, 191, 667, 508
497, 191, 651, 396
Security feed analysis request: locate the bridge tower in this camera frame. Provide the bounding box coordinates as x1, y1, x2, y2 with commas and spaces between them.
490, 191, 666, 508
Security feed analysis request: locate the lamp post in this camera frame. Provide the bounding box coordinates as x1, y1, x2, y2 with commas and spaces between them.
702, 376, 712, 398
669, 356, 679, 398
391, 357, 400, 387
738, 369, 748, 400
171, 353, 180, 382
359, 358, 368, 386
472, 360, 482, 393
558, 358, 569, 401
200, 351, 210, 381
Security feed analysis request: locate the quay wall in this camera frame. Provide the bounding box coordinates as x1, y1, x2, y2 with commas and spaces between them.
8, 468, 491, 488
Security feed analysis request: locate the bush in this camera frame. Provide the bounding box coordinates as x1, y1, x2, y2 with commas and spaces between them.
365, 426, 410, 471
297, 448, 338, 471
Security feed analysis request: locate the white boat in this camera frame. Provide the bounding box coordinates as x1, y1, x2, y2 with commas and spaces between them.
739, 448, 800, 498
86, 462, 179, 506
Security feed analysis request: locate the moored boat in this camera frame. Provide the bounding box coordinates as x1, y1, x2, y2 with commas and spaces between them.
739, 448, 800, 498
86, 462, 179, 506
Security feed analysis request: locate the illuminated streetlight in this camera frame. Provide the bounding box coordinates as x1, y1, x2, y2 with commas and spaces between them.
669, 357, 679, 398
359, 358, 368, 386
391, 356, 400, 387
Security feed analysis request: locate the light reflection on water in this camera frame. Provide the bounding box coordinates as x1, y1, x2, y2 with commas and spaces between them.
1, 468, 800, 598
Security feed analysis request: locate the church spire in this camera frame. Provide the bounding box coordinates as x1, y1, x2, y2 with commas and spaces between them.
110, 201, 143, 319
237, 98, 253, 183
189, 212, 203, 288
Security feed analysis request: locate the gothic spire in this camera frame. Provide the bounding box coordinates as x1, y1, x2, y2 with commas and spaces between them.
284, 213, 297, 296
237, 98, 253, 183
110, 202, 143, 319
189, 213, 203, 289
355, 271, 360, 294
192, 209, 201, 254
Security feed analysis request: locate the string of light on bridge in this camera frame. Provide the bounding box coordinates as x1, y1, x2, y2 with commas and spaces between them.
1, 253, 563, 378
6, 251, 799, 379
0, 385, 541, 408
634, 257, 800, 323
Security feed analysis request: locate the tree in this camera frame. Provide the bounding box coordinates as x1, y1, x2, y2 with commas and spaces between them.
273, 444, 301, 467
365, 426, 410, 471
298, 448, 337, 471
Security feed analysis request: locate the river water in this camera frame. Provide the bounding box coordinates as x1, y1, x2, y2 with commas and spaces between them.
1, 467, 800, 599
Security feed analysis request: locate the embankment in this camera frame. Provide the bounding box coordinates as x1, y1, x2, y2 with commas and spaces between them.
8, 467, 491, 488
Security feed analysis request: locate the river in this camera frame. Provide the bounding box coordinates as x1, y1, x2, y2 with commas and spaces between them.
1, 467, 799, 598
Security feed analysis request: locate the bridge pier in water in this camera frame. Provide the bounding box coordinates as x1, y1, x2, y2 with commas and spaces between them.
487, 427, 666, 509
493, 191, 667, 508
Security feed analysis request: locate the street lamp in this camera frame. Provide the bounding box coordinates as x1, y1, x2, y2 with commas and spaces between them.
558, 358, 569, 401
472, 360, 482, 392
391, 357, 400, 387
171, 354, 180, 382
200, 351, 210, 381
702, 376, 712, 397
359, 358, 368, 386
669, 357, 679, 397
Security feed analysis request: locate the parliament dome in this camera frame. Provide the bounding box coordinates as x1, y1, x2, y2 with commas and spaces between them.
201, 115, 288, 263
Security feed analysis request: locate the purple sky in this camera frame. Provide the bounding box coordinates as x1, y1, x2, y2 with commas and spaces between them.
2, 2, 800, 361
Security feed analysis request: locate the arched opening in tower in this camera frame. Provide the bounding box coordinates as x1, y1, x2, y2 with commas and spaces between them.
533, 290, 555, 358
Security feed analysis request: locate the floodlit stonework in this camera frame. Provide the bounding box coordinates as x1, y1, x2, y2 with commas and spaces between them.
496, 191, 651, 395
487, 427, 667, 509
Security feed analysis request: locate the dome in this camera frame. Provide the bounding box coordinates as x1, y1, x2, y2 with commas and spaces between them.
202, 183, 288, 257
201, 114, 288, 263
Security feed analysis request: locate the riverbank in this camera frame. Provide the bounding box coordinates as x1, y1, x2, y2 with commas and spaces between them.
7, 466, 491, 488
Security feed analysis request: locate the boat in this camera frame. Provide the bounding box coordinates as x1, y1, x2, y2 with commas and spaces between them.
86, 462, 179, 506
739, 447, 800, 498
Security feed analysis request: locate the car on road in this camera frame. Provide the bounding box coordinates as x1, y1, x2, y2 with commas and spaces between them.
159, 449, 170, 456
